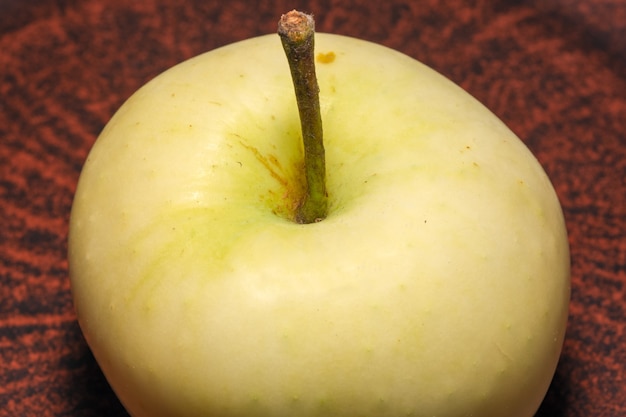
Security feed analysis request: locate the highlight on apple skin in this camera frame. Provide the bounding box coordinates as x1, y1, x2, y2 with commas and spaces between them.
68, 26, 570, 417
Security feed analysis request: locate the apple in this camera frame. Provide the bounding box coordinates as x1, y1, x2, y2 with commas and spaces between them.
68, 12, 570, 417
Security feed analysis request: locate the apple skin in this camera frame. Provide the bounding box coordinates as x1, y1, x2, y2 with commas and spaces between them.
68, 33, 570, 417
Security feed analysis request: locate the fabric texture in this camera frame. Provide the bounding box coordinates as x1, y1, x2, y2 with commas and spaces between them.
1, 0, 624, 416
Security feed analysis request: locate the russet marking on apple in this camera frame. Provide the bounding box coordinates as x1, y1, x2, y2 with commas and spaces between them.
236, 138, 305, 219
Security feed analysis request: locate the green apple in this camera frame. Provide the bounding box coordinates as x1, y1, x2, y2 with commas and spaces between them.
68, 25, 570, 417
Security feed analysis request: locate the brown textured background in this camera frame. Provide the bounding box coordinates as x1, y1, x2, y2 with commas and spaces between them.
1, 0, 625, 416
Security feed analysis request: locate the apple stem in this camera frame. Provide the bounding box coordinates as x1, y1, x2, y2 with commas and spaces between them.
278, 10, 328, 224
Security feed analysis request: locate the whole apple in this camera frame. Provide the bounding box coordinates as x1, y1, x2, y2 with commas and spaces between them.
68, 28, 570, 417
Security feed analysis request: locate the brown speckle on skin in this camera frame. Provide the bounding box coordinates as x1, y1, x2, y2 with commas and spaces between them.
316, 51, 336, 64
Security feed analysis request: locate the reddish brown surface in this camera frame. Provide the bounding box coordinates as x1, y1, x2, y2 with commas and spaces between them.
1, 1, 624, 416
